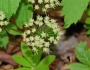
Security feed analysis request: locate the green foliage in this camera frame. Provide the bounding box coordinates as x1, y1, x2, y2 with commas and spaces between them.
6, 23, 21, 35
0, 30, 9, 48
0, 0, 21, 20
61, 0, 90, 28
85, 9, 90, 35
21, 43, 42, 66
12, 42, 55, 70
15, 0, 33, 29
67, 41, 90, 70
0, 23, 21, 48
68, 63, 90, 70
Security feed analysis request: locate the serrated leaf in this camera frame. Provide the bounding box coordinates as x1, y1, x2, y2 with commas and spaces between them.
16, 0, 33, 29
36, 55, 55, 70
75, 41, 90, 66
0, 30, 9, 48
68, 63, 90, 70
15, 68, 30, 70
61, 0, 89, 28
0, 0, 21, 20
85, 18, 90, 24
12, 55, 32, 67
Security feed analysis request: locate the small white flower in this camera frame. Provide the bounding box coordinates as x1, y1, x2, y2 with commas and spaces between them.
29, 36, 34, 41
0, 28, 2, 32
41, 32, 46, 38
39, 38, 45, 44
45, 4, 50, 9
39, 22, 43, 26
56, 35, 60, 41
54, 40, 58, 44
43, 47, 50, 54
29, 19, 34, 23
29, 22, 33, 26
34, 41, 40, 47
50, 0, 54, 3
50, 3, 55, 8
42, 8, 47, 12
44, 0, 49, 3
50, 19, 56, 23
37, 15, 43, 21
55, 1, 60, 5
32, 47, 38, 53
35, 5, 39, 10
35, 21, 39, 25
0, 11, 5, 20
26, 38, 30, 42
31, 42, 35, 47
39, 44, 43, 48
44, 16, 50, 20
35, 35, 40, 41
32, 28, 36, 33
26, 30, 31, 34
39, 16, 43, 21
26, 42, 30, 46
58, 32, 63, 36
24, 23, 28, 27
49, 37, 54, 42
0, 21, 4, 26
46, 22, 52, 27
52, 24, 58, 29
38, 0, 43, 4
44, 42, 50, 47
53, 29, 58, 34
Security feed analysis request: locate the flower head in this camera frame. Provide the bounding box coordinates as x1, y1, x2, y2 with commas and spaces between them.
28, 0, 60, 12
23, 15, 63, 54
43, 47, 50, 54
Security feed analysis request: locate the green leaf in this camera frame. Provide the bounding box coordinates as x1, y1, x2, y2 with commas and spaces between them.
16, 0, 33, 29
87, 8, 90, 16
33, 48, 42, 65
86, 29, 90, 35
84, 24, 90, 29
12, 55, 32, 67
0, 30, 9, 48
21, 43, 43, 66
36, 66, 49, 70
36, 55, 55, 70
21, 42, 35, 66
15, 68, 30, 70
75, 41, 90, 66
61, 0, 89, 28
5, 23, 21, 35
85, 18, 90, 24
0, 0, 21, 20
6, 28, 21, 35
68, 63, 90, 70
6, 23, 17, 30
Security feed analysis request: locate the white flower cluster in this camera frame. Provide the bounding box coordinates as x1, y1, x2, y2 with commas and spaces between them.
0, 11, 9, 32
23, 15, 63, 54
28, 0, 60, 12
